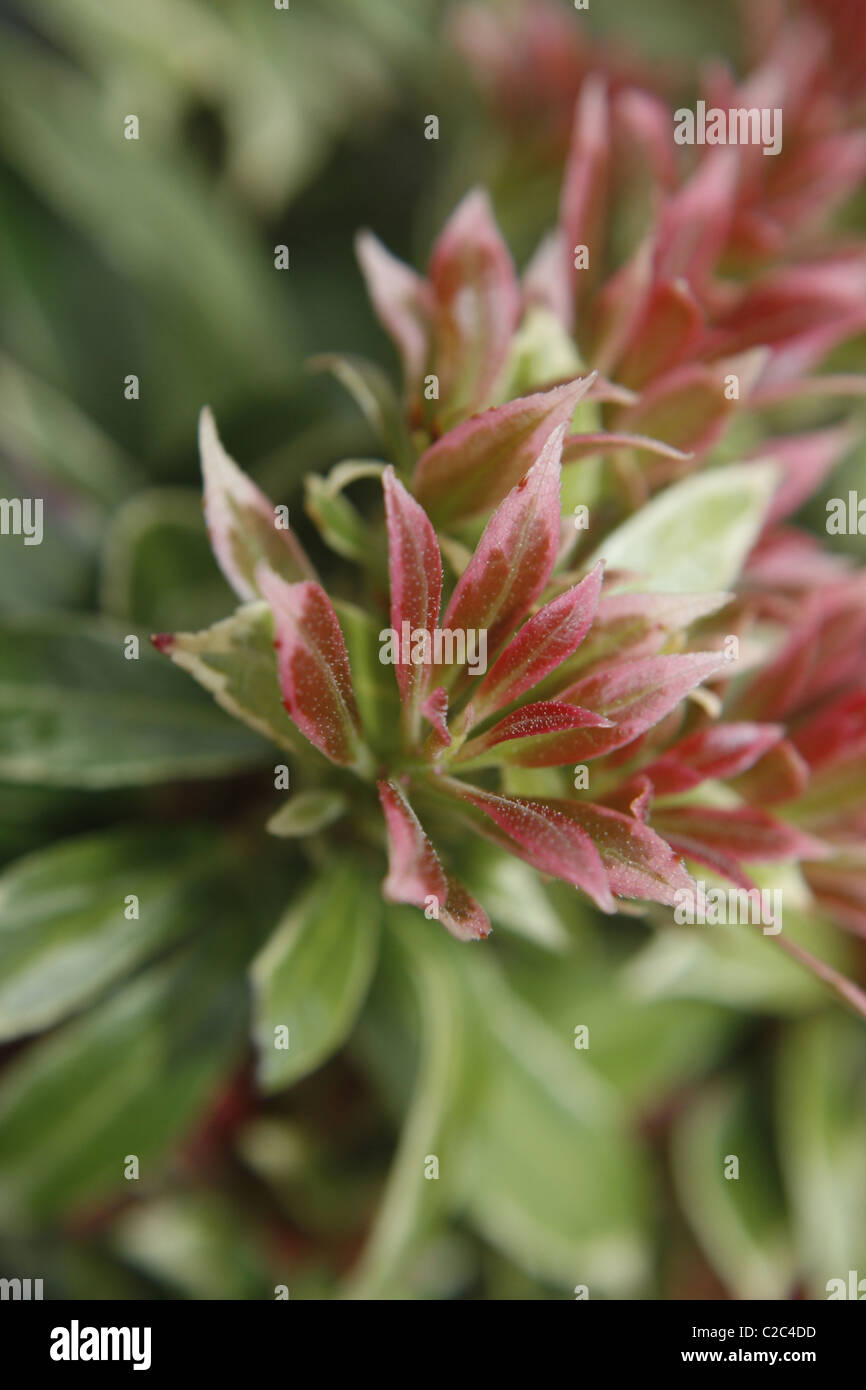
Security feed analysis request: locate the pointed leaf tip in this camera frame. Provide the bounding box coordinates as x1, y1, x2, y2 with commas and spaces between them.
443, 422, 566, 666
199, 407, 314, 600
428, 186, 520, 422
377, 780, 490, 940
443, 781, 615, 913
413, 377, 593, 524
456, 699, 613, 769
473, 561, 604, 718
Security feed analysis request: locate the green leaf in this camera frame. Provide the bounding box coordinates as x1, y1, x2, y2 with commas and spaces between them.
0, 613, 268, 786
496, 306, 585, 402
304, 460, 385, 567
459, 959, 651, 1295
0, 29, 294, 420
100, 488, 235, 631
109, 1194, 271, 1301
266, 789, 348, 838
624, 865, 852, 1014
344, 911, 470, 1298
165, 601, 304, 757
504, 953, 736, 1107
0, 355, 139, 509
0, 923, 259, 1228
0, 826, 221, 1040
589, 462, 778, 592
309, 354, 413, 472
251, 865, 382, 1092
776, 1014, 866, 1298
672, 1078, 794, 1299
455, 842, 571, 951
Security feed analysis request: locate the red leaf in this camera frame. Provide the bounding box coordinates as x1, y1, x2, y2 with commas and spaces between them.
437, 875, 493, 942
455, 700, 612, 769
759, 425, 854, 526
805, 859, 866, 938
355, 231, 430, 408
730, 738, 810, 805
791, 690, 866, 774
652, 805, 830, 866
442, 423, 565, 670
442, 780, 614, 912
562, 651, 727, 758
428, 188, 521, 422
421, 686, 452, 750
522, 229, 572, 326
382, 467, 442, 718
559, 75, 609, 320
258, 567, 364, 768
469, 561, 603, 720
552, 799, 698, 906
612, 278, 705, 391
617, 357, 758, 460
706, 257, 866, 368
377, 780, 490, 940
413, 377, 593, 524
744, 526, 848, 592
378, 779, 447, 907
640, 722, 785, 797
614, 88, 678, 187
655, 149, 739, 289
525, 589, 731, 701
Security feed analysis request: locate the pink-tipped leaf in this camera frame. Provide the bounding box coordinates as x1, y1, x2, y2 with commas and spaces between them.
562, 651, 727, 758
442, 424, 565, 671
442, 780, 615, 913
383, 467, 442, 719
258, 567, 365, 768
428, 187, 521, 423
413, 377, 593, 524
470, 562, 604, 720
200, 407, 315, 600
455, 700, 612, 769
377, 780, 490, 940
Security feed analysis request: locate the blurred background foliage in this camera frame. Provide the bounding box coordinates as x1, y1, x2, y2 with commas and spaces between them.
0, 0, 864, 1300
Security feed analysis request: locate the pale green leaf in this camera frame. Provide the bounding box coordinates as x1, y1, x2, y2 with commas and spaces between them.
344, 913, 470, 1298
589, 462, 778, 592
0, 613, 267, 786
0, 826, 217, 1040
672, 1079, 794, 1299
266, 789, 347, 837
251, 866, 381, 1091
100, 488, 234, 631
777, 1014, 866, 1298
459, 958, 650, 1295
0, 925, 258, 1227
165, 601, 304, 757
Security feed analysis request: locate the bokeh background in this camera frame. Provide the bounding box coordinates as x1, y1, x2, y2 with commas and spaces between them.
0, 0, 864, 1300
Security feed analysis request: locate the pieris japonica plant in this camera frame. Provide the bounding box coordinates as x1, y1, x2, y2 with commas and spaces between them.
155, 153, 866, 1015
